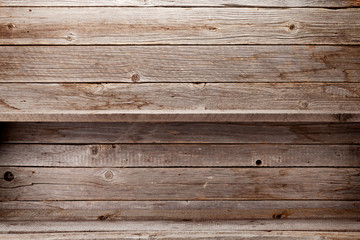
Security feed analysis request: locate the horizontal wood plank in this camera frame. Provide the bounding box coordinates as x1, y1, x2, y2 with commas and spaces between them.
1, 46, 359, 83
0, 83, 359, 122
1, 201, 359, 221
1, 0, 360, 7
1, 168, 359, 200
2, 231, 360, 240
0, 144, 359, 167
1, 220, 360, 233
1, 8, 360, 45
1, 123, 359, 144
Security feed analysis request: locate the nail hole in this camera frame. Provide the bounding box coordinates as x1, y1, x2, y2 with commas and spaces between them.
256, 160, 262, 166
4, 171, 14, 181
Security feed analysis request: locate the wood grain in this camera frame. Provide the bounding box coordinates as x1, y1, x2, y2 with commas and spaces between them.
1, 122, 359, 144
0, 144, 359, 167
1, 231, 360, 240
1, 8, 360, 45
0, 83, 359, 122
1, 201, 359, 221
1, 167, 359, 201
1, 0, 360, 7
1, 46, 359, 83
1, 220, 360, 232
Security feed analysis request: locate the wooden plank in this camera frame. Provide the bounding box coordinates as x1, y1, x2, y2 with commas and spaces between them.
1, 231, 360, 240
1, 8, 360, 45
0, 144, 359, 167
1, 0, 360, 7
3, 111, 360, 122
1, 123, 359, 144
1, 167, 359, 200
0, 83, 359, 122
1, 46, 359, 83
1, 201, 359, 221
1, 220, 360, 232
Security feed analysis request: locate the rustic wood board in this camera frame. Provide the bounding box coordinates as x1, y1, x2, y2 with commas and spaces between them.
0, 83, 359, 122
1, 220, 360, 232
0, 144, 358, 167
1, 8, 360, 45
1, 231, 360, 240
1, 167, 359, 200
1, 123, 359, 144
1, 46, 359, 83
1, 0, 360, 7
1, 201, 359, 221
3, 112, 360, 122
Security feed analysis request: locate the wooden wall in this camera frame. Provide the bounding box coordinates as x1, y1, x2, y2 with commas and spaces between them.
0, 0, 360, 239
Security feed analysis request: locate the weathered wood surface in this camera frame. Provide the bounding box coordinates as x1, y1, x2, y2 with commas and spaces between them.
1, 220, 360, 232
2, 0, 360, 7
1, 46, 359, 83
1, 231, 360, 240
1, 8, 360, 45
3, 112, 360, 122
1, 167, 359, 201
0, 83, 359, 122
1, 201, 359, 221
1, 123, 359, 144
0, 144, 358, 167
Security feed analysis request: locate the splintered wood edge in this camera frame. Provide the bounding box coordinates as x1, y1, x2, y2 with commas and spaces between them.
0, 111, 359, 122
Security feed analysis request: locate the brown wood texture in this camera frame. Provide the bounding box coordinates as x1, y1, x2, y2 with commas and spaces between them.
1, 220, 360, 232
1, 167, 359, 201
1, 8, 360, 45
1, 1, 360, 237
1, 0, 360, 7
1, 231, 359, 240
0, 83, 359, 122
1, 46, 359, 83
0, 144, 358, 167
1, 201, 359, 221
1, 122, 359, 144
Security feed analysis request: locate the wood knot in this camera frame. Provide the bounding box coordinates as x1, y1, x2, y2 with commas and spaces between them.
289, 24, 296, 31
7, 23, 16, 29
272, 210, 289, 219
4, 171, 14, 181
104, 170, 114, 180
298, 100, 309, 109
65, 33, 75, 41
131, 74, 140, 83
91, 146, 99, 155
